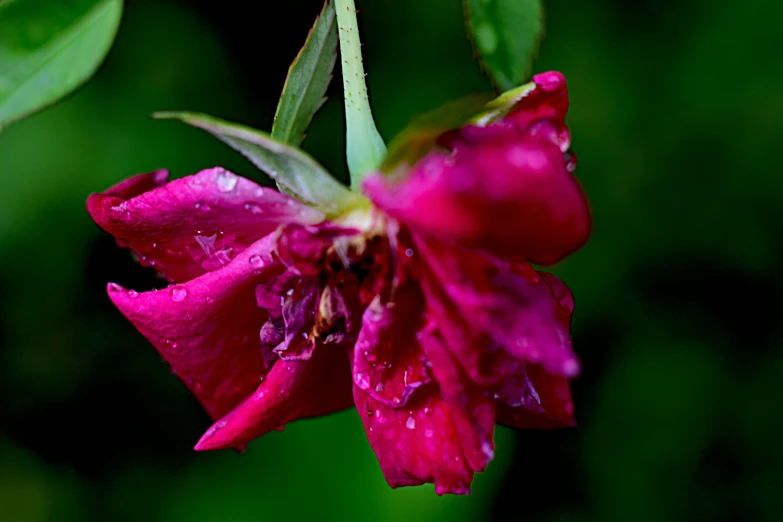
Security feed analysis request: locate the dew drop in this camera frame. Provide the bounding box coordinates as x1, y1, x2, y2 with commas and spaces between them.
354, 372, 370, 389
563, 358, 581, 378
244, 203, 264, 214
405, 248, 414, 257
425, 429, 434, 438
215, 170, 238, 192
249, 255, 265, 269
127, 289, 138, 298
481, 441, 495, 460
170, 286, 188, 302
405, 417, 416, 430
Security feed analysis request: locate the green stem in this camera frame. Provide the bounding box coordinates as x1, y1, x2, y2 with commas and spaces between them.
334, 0, 387, 191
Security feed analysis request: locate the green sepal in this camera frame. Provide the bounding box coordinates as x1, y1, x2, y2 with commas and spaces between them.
380, 81, 536, 176
153, 111, 367, 216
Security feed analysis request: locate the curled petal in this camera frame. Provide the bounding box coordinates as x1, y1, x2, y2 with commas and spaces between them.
420, 330, 496, 473
355, 385, 482, 495
88, 167, 325, 283
417, 237, 580, 380
275, 278, 319, 360
506, 71, 570, 132
108, 234, 284, 421
365, 130, 590, 266
352, 286, 431, 408
275, 222, 357, 277
195, 345, 353, 450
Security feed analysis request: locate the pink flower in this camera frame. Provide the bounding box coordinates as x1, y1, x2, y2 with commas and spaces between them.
87, 71, 590, 494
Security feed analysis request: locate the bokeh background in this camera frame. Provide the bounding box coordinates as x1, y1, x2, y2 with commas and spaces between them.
1, 0, 781, 520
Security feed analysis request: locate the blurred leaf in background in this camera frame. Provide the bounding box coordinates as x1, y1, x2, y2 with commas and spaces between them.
464, 0, 544, 90
0, 0, 123, 129
0, 0, 782, 521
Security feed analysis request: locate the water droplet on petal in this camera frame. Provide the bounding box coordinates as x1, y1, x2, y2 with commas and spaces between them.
405, 417, 416, 430
215, 170, 238, 192
249, 255, 265, 269
425, 428, 434, 437
481, 441, 495, 460
563, 358, 581, 378
405, 248, 414, 257
170, 286, 188, 302
565, 152, 578, 172
354, 372, 370, 389
244, 203, 264, 214
127, 289, 138, 298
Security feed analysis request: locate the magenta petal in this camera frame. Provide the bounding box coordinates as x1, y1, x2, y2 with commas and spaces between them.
88, 167, 325, 283
421, 331, 496, 473
108, 234, 284, 421
355, 385, 480, 495
195, 345, 353, 450
275, 278, 319, 360
364, 129, 590, 266
417, 237, 580, 379
352, 287, 431, 408
506, 71, 570, 132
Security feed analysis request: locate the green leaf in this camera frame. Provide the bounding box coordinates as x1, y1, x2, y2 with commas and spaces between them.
153, 111, 367, 215
463, 0, 544, 91
0, 0, 123, 129
271, 0, 338, 146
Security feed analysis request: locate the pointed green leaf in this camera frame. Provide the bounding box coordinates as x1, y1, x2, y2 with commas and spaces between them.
464, 0, 544, 91
271, 0, 338, 146
0, 0, 123, 129
153, 111, 366, 215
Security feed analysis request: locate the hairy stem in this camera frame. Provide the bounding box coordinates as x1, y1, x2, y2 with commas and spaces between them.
334, 0, 387, 190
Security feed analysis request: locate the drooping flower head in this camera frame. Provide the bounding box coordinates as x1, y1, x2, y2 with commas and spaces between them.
87, 70, 590, 494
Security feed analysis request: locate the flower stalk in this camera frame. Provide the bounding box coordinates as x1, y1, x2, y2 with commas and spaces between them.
334, 0, 387, 190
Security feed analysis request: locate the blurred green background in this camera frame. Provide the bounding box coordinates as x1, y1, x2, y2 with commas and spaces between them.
1, 0, 781, 520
